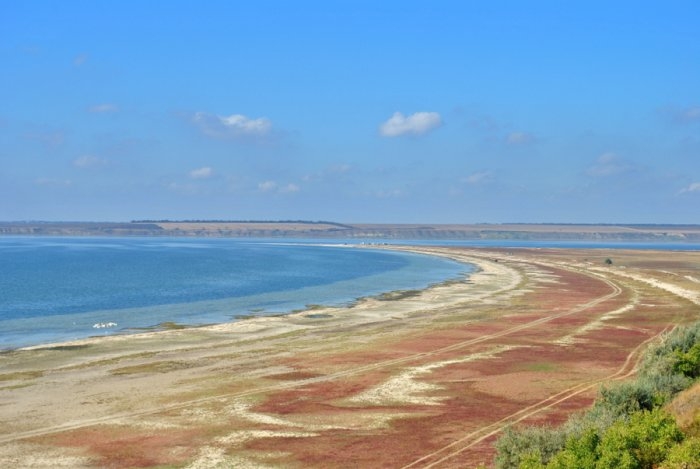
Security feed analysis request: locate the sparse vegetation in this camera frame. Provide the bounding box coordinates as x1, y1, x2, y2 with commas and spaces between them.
376, 289, 422, 301
0, 370, 44, 381
494, 322, 700, 469
110, 360, 193, 376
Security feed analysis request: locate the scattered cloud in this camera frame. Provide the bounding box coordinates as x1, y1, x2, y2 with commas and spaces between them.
379, 111, 442, 137
20, 45, 41, 55
258, 180, 277, 192
167, 181, 198, 195
659, 105, 700, 124
35, 177, 72, 187
280, 183, 300, 193
88, 103, 119, 114
257, 180, 300, 194
679, 182, 700, 194
463, 171, 494, 185
505, 131, 537, 146
468, 115, 503, 133
329, 163, 351, 173
189, 166, 214, 179
73, 155, 107, 168
371, 188, 405, 198
73, 53, 89, 66
302, 164, 352, 183
679, 107, 700, 122
24, 130, 65, 149
586, 152, 635, 177
192, 112, 272, 141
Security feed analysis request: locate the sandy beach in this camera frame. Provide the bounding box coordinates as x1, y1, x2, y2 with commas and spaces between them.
1, 246, 699, 468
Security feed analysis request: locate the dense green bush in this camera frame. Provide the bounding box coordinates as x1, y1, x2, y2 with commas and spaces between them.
494, 426, 565, 469
514, 410, 683, 469
660, 436, 700, 469
493, 322, 700, 469
674, 343, 700, 379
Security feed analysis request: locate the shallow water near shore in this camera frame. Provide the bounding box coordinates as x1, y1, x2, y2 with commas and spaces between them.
0, 237, 471, 349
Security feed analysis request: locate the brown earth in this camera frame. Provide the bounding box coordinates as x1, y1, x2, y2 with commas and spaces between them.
1, 246, 699, 468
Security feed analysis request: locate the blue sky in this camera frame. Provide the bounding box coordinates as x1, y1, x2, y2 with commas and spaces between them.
1, 1, 699, 223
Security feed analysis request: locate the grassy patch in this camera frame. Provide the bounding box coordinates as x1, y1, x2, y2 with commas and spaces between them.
305, 313, 333, 319
41, 344, 91, 352
0, 370, 44, 381
62, 351, 159, 371
376, 289, 422, 301
159, 322, 188, 330
523, 362, 559, 372
110, 360, 193, 376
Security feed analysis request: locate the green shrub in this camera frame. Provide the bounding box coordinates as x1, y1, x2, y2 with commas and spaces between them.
494, 425, 566, 469
660, 436, 700, 469
546, 428, 600, 469
596, 409, 683, 469
674, 343, 700, 379
493, 321, 700, 468
597, 381, 656, 416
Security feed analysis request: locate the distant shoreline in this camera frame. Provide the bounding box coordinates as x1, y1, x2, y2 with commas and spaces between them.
2, 221, 700, 242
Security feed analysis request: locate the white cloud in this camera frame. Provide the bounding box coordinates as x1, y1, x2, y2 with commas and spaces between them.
192, 112, 272, 140
280, 183, 300, 193
660, 105, 700, 124
189, 166, 213, 179
73, 53, 88, 66
35, 177, 72, 187
372, 188, 405, 198
586, 152, 634, 177
681, 107, 700, 121
379, 111, 442, 137
257, 180, 300, 194
73, 155, 107, 168
303, 164, 352, 183
679, 182, 700, 194
469, 115, 503, 133
505, 132, 536, 145
88, 103, 118, 113
329, 163, 351, 173
463, 171, 493, 185
258, 180, 277, 192
167, 181, 198, 195
24, 130, 64, 149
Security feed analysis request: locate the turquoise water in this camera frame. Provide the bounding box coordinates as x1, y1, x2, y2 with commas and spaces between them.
0, 238, 471, 349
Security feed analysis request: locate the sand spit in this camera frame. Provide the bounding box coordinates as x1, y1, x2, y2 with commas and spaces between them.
1, 246, 699, 468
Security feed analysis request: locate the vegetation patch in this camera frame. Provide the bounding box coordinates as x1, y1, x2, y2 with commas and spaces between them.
494, 321, 700, 468
521, 362, 560, 373
306, 313, 333, 319
158, 321, 188, 330
110, 360, 193, 376
0, 370, 44, 381
376, 289, 422, 301
41, 344, 91, 351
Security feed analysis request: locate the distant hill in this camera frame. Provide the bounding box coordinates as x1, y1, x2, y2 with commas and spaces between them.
2, 221, 700, 242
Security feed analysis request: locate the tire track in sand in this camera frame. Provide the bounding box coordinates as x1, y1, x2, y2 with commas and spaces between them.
400, 322, 674, 469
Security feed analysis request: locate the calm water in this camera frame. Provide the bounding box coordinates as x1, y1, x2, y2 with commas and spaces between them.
0, 238, 471, 349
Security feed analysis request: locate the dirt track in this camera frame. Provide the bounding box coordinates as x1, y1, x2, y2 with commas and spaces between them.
1, 246, 699, 468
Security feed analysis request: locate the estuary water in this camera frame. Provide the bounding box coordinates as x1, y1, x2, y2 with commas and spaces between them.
0, 237, 471, 349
